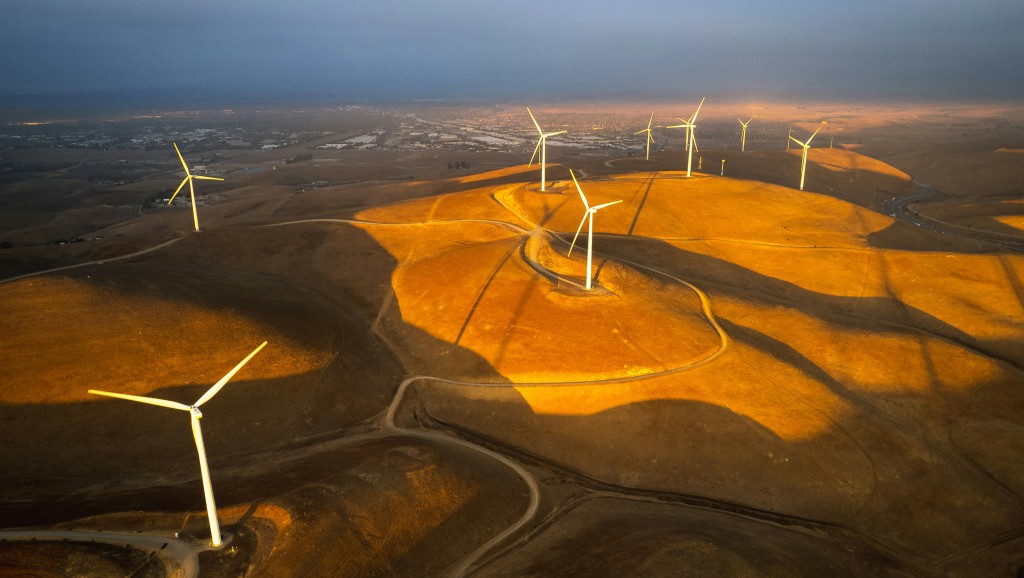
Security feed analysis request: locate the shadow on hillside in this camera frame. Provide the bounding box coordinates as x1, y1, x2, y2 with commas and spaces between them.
0, 222, 511, 528
597, 236, 1021, 370
325, 167, 560, 216
685, 149, 914, 212
4, 209, 1023, 574
413, 233, 1024, 570
425, 370, 1023, 573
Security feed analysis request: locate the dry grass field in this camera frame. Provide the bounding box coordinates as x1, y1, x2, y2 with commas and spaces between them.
1, 103, 1022, 577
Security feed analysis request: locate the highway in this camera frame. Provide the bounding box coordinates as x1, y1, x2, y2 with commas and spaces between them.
885, 181, 1023, 252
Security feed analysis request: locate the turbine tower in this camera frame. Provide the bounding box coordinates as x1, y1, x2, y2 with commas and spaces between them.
567, 169, 622, 290
89, 341, 268, 547
527, 107, 566, 191
789, 127, 821, 191
666, 97, 705, 177
168, 142, 224, 232
635, 112, 655, 160
737, 117, 753, 152
786, 126, 793, 151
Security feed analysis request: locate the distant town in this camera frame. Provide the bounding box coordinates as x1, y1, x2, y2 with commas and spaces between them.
0, 103, 808, 166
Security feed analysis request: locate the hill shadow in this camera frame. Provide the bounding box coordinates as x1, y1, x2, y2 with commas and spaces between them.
596, 236, 1022, 371
0, 220, 511, 522
3, 182, 1022, 574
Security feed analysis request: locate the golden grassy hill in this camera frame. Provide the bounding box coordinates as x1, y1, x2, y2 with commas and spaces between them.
356, 162, 1024, 567
1, 145, 1022, 575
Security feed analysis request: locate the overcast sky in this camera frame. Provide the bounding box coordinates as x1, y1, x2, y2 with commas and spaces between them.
3, 0, 1022, 103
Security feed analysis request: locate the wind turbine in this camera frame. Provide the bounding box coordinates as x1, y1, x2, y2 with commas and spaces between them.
786, 126, 793, 151
737, 117, 753, 152
789, 127, 821, 191
168, 142, 224, 232
635, 112, 655, 160
567, 169, 622, 290
89, 341, 268, 548
527, 107, 567, 191
666, 97, 705, 177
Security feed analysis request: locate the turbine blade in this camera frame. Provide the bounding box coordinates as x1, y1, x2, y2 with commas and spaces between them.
647, 112, 654, 130
569, 169, 589, 209
529, 137, 542, 166
568, 212, 589, 256
545, 130, 567, 137
789, 136, 805, 146
527, 107, 542, 133
168, 177, 189, 204
194, 341, 268, 407
807, 126, 821, 144
689, 97, 705, 123
189, 179, 198, 231
89, 390, 191, 411
591, 199, 623, 211
173, 142, 191, 176
194, 176, 224, 181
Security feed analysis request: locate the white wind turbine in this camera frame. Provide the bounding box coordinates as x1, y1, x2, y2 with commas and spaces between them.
635, 112, 655, 160
89, 341, 268, 548
737, 117, 753, 152
527, 107, 567, 191
789, 126, 821, 191
168, 142, 224, 232
567, 169, 622, 290
666, 97, 705, 177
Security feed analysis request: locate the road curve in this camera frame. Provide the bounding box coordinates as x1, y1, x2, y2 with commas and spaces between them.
885, 181, 1023, 252
0, 235, 187, 286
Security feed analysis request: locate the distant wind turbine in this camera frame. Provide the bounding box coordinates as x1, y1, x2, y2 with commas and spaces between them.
789, 127, 821, 191
737, 117, 753, 152
786, 126, 792, 151
635, 112, 655, 160
168, 142, 224, 232
567, 169, 622, 290
527, 107, 567, 191
89, 341, 268, 548
666, 97, 705, 177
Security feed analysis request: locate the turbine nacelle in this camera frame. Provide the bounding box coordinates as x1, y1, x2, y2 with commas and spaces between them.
88, 340, 268, 548
738, 117, 753, 152
786, 126, 819, 150
790, 127, 822, 191
566, 169, 621, 290
168, 142, 225, 232
636, 112, 656, 160
526, 107, 565, 191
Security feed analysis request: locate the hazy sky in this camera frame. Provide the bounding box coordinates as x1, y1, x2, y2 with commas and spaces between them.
3, 0, 1022, 102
